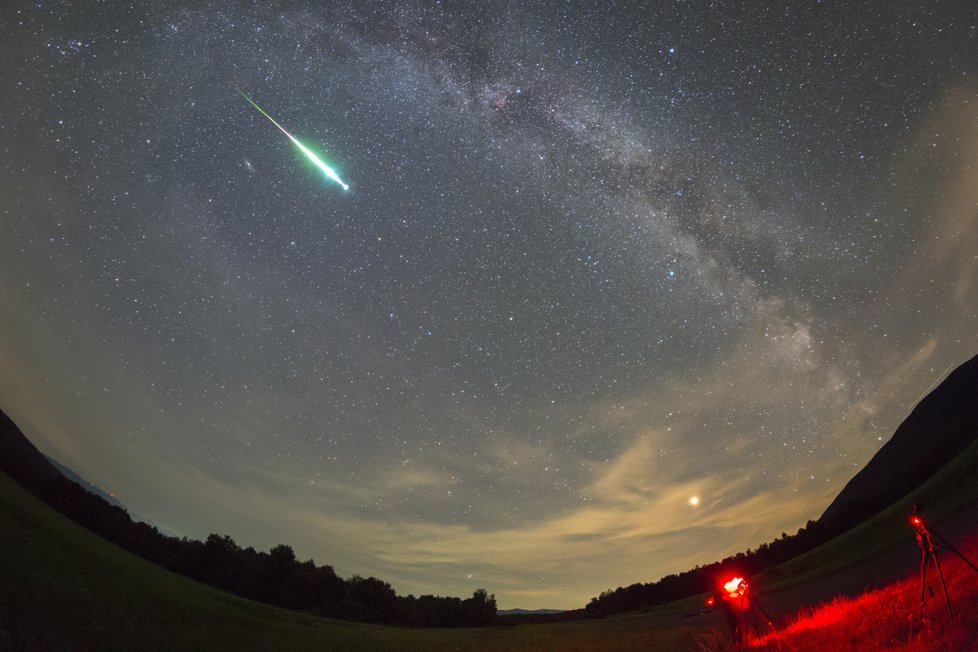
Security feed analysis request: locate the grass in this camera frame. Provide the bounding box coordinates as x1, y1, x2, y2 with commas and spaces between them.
3, 437, 978, 650
0, 470, 721, 651
763, 436, 978, 600
687, 437, 978, 651
747, 536, 978, 651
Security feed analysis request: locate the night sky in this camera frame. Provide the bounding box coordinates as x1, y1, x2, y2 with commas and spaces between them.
1, 2, 976, 609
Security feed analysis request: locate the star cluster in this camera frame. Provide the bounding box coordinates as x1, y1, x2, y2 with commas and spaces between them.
1, 2, 976, 608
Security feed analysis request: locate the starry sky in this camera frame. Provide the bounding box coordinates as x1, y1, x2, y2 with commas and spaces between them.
1, 2, 976, 610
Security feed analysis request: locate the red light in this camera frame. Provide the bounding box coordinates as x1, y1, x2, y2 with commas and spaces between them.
910, 515, 923, 527
706, 596, 715, 607
724, 577, 747, 598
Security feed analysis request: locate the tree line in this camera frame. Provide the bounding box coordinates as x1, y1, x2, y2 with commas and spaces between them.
26, 473, 497, 627
0, 405, 842, 625
17, 465, 833, 625
583, 519, 829, 617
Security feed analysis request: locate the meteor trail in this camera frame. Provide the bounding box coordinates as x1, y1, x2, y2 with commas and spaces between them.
240, 92, 349, 191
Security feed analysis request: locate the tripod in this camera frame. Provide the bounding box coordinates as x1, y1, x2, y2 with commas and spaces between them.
721, 578, 778, 648
910, 506, 978, 623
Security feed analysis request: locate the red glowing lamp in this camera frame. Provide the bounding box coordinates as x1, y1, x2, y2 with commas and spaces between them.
723, 576, 747, 598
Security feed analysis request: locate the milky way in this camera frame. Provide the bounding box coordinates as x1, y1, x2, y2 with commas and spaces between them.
1, 2, 976, 608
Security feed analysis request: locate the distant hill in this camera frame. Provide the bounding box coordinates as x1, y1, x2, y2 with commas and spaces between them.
496, 608, 565, 616
0, 409, 141, 517
818, 353, 978, 535
45, 456, 128, 511
45, 457, 162, 530
0, 410, 63, 491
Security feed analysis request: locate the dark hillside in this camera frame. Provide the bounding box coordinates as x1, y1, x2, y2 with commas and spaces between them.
0, 410, 63, 490
46, 455, 128, 510
818, 353, 978, 535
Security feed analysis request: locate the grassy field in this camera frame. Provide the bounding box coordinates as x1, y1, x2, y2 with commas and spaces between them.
761, 436, 978, 605
3, 438, 978, 650
742, 535, 978, 652
713, 436, 978, 651
0, 470, 721, 651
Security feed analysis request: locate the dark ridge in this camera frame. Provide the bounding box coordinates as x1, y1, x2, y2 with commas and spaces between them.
0, 410, 63, 490
45, 455, 128, 510
818, 353, 978, 535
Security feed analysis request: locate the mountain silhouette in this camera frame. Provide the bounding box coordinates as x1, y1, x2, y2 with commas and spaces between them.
818, 353, 978, 535
0, 410, 63, 491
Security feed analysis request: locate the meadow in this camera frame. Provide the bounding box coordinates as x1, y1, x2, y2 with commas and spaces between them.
3, 436, 978, 650
753, 543, 978, 652
0, 469, 726, 651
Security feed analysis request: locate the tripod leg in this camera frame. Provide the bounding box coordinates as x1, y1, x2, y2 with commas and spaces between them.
752, 593, 776, 631
733, 593, 747, 647
748, 597, 762, 644
945, 543, 978, 574
933, 531, 978, 574
918, 550, 928, 622
932, 550, 954, 621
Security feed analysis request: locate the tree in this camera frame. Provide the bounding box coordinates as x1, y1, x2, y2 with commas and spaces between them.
462, 589, 498, 626
349, 576, 397, 622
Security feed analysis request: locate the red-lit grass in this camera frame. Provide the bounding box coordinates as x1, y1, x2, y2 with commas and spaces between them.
739, 535, 978, 651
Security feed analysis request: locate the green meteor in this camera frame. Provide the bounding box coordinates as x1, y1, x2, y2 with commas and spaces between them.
240, 92, 349, 191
